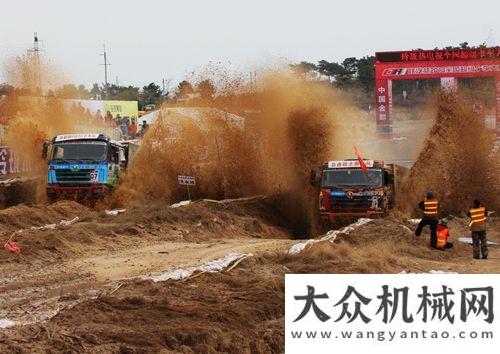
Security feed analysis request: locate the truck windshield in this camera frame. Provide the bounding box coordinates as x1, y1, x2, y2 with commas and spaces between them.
51, 141, 108, 162
321, 169, 383, 188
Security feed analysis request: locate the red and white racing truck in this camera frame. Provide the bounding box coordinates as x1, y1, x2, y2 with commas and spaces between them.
311, 159, 406, 224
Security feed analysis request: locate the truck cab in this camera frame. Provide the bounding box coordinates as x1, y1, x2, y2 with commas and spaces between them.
311, 159, 395, 224
43, 133, 126, 201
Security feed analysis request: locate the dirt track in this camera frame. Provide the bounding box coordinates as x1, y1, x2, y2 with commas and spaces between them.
0, 199, 293, 327
0, 198, 498, 352
0, 237, 294, 329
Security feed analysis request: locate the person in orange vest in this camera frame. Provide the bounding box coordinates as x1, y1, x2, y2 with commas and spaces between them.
436, 220, 453, 250
467, 199, 488, 260
415, 191, 439, 248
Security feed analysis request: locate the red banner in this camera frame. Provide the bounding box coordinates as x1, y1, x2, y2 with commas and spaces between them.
376, 59, 499, 80
375, 47, 500, 137
375, 79, 392, 134
376, 47, 500, 63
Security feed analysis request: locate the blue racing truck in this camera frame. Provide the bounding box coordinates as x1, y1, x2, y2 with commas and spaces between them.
42, 133, 127, 201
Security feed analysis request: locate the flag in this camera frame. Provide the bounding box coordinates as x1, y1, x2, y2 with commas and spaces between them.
354, 145, 368, 173
4, 238, 21, 254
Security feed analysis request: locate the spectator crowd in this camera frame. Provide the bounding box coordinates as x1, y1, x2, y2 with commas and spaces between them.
69, 102, 149, 140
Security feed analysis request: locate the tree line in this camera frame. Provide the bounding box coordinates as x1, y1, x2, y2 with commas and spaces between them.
0, 79, 217, 112
290, 42, 486, 99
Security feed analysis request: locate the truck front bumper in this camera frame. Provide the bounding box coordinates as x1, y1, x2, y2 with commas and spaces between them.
47, 184, 110, 199
320, 210, 385, 223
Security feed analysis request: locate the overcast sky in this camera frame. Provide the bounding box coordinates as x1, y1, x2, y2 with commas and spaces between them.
0, 0, 498, 89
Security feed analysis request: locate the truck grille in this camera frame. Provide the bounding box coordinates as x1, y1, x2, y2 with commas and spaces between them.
330, 196, 373, 209
55, 169, 93, 184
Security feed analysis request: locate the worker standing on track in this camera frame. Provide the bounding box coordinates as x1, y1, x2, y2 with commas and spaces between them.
467, 199, 488, 260
415, 191, 439, 248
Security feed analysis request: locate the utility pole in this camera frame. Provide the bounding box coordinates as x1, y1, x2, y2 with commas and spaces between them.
27, 32, 42, 93
100, 45, 111, 99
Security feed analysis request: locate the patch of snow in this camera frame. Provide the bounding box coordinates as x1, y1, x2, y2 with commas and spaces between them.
13, 217, 80, 235
0, 178, 21, 186
151, 268, 192, 282
29, 223, 56, 231
59, 217, 79, 227
0, 319, 15, 329
458, 237, 498, 245
200, 252, 250, 272
288, 218, 373, 255
170, 200, 191, 208
105, 209, 127, 216
149, 252, 252, 282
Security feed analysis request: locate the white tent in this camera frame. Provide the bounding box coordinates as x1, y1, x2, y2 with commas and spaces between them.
139, 107, 245, 129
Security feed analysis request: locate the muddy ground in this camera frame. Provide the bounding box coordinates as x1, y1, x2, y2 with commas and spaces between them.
0, 198, 498, 353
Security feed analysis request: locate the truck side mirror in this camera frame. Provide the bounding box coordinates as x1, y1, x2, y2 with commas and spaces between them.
42, 142, 49, 159
310, 169, 317, 186
384, 171, 394, 185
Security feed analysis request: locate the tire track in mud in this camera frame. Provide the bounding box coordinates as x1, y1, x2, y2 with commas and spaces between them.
0, 238, 295, 328
0, 198, 296, 329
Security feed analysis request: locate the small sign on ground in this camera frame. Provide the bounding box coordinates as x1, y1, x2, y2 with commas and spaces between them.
178, 175, 196, 186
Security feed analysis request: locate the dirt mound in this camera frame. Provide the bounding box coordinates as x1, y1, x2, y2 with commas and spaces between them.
0, 263, 286, 353
398, 91, 499, 215
0, 200, 91, 232
1, 216, 497, 352
0, 199, 290, 265
113, 199, 291, 241
274, 218, 451, 273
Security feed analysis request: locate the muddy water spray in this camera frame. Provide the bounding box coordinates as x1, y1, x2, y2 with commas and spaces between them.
120, 71, 368, 236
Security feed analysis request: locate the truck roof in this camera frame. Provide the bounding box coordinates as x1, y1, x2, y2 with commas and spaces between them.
52, 134, 124, 148
323, 159, 385, 169
53, 133, 109, 142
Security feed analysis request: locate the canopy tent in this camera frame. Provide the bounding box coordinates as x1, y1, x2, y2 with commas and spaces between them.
139, 107, 245, 129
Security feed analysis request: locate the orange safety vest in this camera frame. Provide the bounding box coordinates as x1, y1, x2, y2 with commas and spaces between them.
469, 207, 486, 227
436, 225, 448, 249
424, 198, 439, 217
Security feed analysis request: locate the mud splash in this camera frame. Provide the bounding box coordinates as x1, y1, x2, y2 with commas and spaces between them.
120, 71, 367, 236
398, 90, 499, 215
